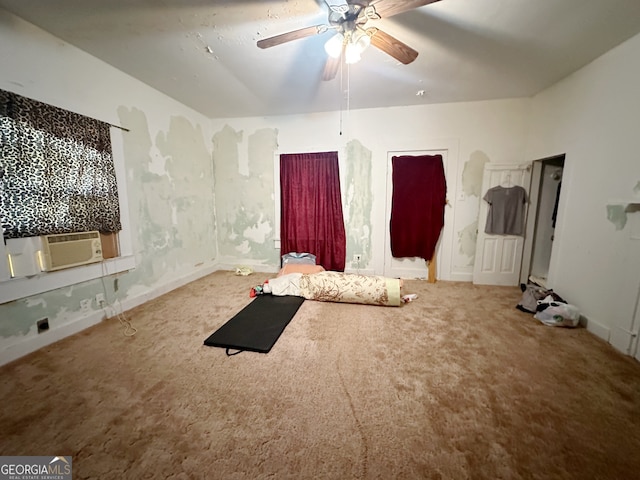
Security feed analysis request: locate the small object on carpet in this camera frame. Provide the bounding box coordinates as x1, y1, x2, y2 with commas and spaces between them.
235, 265, 253, 276
204, 294, 305, 355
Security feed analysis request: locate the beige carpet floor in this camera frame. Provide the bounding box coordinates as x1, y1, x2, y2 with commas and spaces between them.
2, 271, 640, 479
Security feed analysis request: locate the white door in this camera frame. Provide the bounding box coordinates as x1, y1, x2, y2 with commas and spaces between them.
473, 163, 531, 286
383, 150, 447, 279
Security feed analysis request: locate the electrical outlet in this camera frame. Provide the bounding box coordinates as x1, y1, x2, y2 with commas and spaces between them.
96, 293, 105, 306
353, 254, 362, 263
80, 299, 91, 312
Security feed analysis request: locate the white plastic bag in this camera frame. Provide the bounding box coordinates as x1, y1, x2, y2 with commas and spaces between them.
534, 301, 580, 328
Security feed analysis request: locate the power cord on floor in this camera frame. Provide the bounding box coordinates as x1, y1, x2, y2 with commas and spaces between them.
98, 271, 137, 337
98, 297, 137, 337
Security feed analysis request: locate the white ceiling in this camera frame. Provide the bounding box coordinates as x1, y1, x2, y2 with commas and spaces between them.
2, 0, 640, 119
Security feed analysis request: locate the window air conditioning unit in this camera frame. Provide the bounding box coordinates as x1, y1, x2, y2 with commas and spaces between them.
40, 231, 103, 272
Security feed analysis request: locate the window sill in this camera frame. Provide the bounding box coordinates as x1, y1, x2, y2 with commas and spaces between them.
0, 255, 136, 304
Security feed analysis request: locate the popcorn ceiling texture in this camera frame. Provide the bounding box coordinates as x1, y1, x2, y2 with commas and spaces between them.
1, 271, 640, 479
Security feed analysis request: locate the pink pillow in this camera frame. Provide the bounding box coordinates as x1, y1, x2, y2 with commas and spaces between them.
277, 264, 326, 277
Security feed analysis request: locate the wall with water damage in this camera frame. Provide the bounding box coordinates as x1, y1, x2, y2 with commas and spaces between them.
0, 10, 216, 363
210, 98, 531, 280
0, 8, 533, 364
527, 32, 640, 353
12, 4, 636, 363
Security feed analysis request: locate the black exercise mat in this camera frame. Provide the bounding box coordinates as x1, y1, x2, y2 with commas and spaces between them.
204, 294, 305, 355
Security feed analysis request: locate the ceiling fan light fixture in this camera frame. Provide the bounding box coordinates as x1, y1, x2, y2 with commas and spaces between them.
354, 31, 371, 52
324, 33, 344, 58
344, 42, 361, 64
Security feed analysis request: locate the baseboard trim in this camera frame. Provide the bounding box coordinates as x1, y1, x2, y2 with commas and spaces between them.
0, 262, 222, 366
215, 262, 280, 275
0, 311, 105, 366
582, 315, 610, 343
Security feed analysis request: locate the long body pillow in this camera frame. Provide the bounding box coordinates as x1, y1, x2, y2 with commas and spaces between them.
268, 271, 402, 307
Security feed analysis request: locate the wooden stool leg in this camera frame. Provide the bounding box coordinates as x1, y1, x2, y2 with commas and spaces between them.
428, 253, 437, 284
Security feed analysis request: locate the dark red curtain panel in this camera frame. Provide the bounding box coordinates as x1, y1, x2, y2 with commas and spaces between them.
280, 151, 346, 271
390, 155, 447, 261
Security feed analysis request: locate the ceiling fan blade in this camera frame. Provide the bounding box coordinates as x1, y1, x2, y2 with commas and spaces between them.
369, 0, 441, 19
324, 0, 350, 14
257, 25, 327, 49
322, 53, 342, 81
367, 27, 418, 64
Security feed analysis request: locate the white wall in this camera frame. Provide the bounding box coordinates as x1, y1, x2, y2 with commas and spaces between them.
0, 9, 218, 364
527, 32, 640, 351
5, 5, 638, 362
211, 98, 531, 282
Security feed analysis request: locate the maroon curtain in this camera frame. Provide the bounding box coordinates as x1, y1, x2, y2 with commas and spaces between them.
390, 155, 447, 261
280, 151, 346, 271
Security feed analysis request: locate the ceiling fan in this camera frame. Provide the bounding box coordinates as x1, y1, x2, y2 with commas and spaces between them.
257, 0, 442, 81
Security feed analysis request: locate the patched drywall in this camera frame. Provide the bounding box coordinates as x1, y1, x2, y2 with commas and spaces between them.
605, 182, 640, 231
116, 107, 216, 293
462, 151, 490, 197
0, 108, 216, 343
458, 221, 478, 265
455, 151, 488, 267
157, 115, 216, 259
606, 204, 628, 230
0, 279, 106, 338
344, 140, 373, 266
212, 125, 279, 264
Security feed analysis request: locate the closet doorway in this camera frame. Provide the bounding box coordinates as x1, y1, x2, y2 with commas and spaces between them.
520, 155, 565, 287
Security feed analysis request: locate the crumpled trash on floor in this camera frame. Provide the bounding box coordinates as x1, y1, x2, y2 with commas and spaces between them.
235, 265, 253, 276
402, 294, 418, 303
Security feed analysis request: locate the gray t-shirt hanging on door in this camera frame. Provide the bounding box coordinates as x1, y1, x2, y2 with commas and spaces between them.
483, 185, 528, 235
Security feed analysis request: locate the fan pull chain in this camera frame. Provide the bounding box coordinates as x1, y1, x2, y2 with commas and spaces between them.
339, 58, 352, 137
347, 62, 351, 124
339, 55, 344, 136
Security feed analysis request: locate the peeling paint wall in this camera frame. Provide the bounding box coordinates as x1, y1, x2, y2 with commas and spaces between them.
1, 7, 536, 362
605, 181, 640, 231
606, 204, 628, 230
344, 140, 373, 267
116, 108, 216, 294
457, 221, 478, 266
212, 99, 529, 279
462, 151, 490, 198
0, 9, 217, 360
0, 280, 104, 338
453, 151, 491, 271
212, 125, 279, 264
1, 109, 216, 349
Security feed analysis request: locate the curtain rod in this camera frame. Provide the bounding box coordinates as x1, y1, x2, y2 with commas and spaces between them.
108, 123, 130, 132
2, 88, 131, 132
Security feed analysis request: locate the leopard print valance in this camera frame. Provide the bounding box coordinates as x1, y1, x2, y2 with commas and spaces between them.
0, 89, 121, 239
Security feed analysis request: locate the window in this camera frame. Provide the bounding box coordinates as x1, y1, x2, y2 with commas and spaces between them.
0, 90, 134, 302
0, 89, 121, 239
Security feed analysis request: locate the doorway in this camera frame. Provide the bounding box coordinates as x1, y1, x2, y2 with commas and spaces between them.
520, 155, 565, 287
